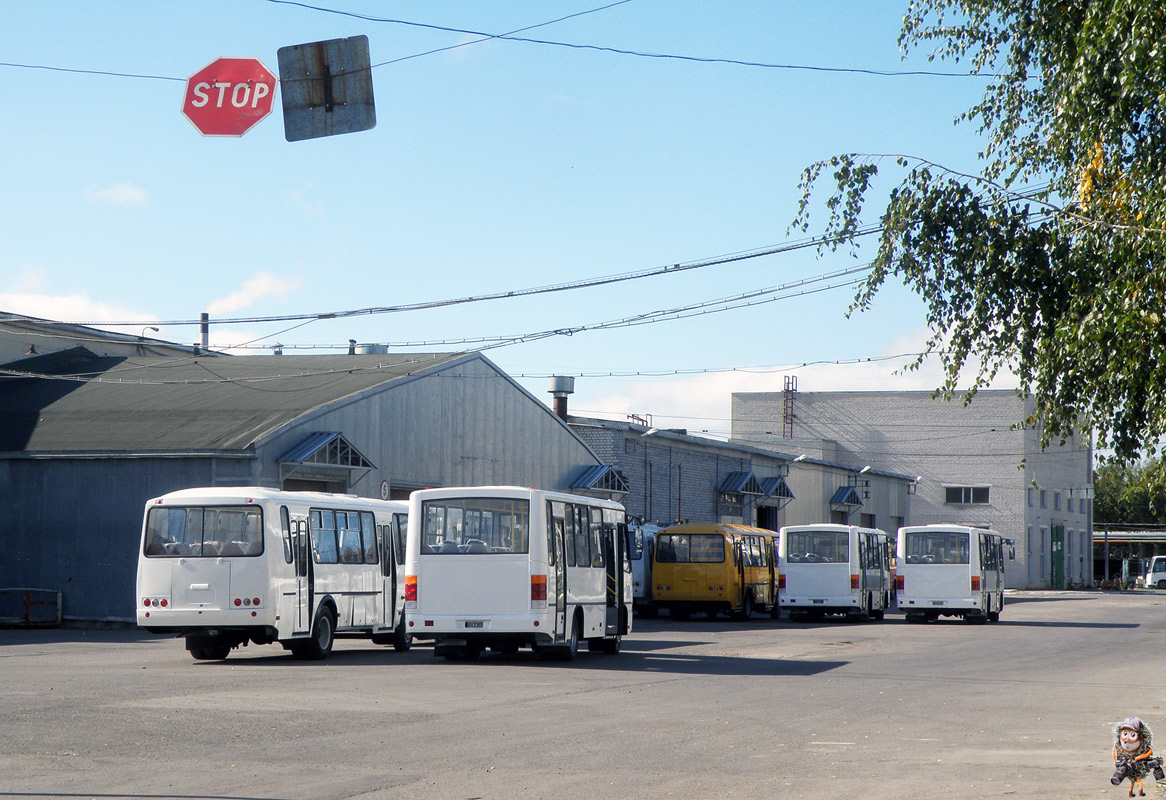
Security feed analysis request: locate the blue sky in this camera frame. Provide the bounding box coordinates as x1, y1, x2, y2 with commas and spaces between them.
1, 2, 1002, 437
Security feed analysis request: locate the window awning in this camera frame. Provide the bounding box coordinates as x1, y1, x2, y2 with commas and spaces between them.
718, 471, 764, 496
761, 476, 794, 500
278, 431, 375, 487
571, 464, 629, 499
829, 485, 864, 511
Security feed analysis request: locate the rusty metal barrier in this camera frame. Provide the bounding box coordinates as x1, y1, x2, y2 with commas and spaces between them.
0, 588, 63, 628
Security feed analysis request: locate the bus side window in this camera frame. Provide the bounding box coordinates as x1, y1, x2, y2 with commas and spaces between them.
311, 509, 339, 564
564, 506, 576, 568
575, 506, 592, 568
546, 502, 557, 566
393, 513, 407, 565
590, 508, 604, 567
281, 506, 292, 564
361, 511, 378, 564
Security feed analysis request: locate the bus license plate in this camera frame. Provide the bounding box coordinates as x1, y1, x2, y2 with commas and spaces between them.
931, 601, 946, 606
464, 620, 484, 629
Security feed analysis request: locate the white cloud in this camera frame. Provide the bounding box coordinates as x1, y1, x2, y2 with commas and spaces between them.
205, 271, 302, 315
565, 328, 1019, 438
85, 183, 148, 206
0, 291, 157, 330
285, 188, 325, 216
10, 265, 47, 293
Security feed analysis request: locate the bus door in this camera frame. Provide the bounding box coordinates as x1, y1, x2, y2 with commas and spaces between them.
602, 520, 622, 635
733, 536, 746, 605
551, 511, 567, 638
380, 522, 397, 628
856, 533, 868, 596
291, 516, 312, 635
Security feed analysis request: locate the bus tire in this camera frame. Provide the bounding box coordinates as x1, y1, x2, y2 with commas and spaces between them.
188, 636, 231, 661
601, 635, 621, 655
733, 593, 753, 621
294, 607, 335, 660
559, 617, 580, 661
1157, 579, 1166, 589
393, 617, 413, 652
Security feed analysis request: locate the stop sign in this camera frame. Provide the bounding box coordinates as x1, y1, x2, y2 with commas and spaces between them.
182, 58, 277, 137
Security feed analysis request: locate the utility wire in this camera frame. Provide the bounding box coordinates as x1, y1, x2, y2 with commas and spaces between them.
264, 0, 993, 77
65, 228, 882, 328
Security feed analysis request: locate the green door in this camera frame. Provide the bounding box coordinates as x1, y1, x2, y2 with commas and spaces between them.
1051, 525, 1065, 589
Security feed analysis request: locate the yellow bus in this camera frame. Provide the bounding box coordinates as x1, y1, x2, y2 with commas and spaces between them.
651, 523, 778, 620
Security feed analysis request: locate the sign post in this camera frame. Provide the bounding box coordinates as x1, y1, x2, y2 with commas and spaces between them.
182, 58, 278, 137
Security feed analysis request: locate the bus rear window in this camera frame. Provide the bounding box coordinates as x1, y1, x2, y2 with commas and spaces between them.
786, 530, 849, 563
421, 498, 530, 554
144, 506, 263, 557
905, 532, 970, 564
656, 533, 724, 563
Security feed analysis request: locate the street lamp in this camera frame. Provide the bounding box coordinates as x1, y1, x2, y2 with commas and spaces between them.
140, 326, 159, 338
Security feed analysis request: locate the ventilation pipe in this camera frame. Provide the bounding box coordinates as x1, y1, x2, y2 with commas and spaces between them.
548, 376, 575, 420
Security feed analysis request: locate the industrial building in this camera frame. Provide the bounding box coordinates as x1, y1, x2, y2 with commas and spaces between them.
731, 384, 1094, 589
0, 328, 611, 621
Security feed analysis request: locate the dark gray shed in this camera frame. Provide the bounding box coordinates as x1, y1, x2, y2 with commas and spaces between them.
0, 348, 603, 621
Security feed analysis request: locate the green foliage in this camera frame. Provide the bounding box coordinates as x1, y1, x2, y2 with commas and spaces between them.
1094, 457, 1166, 524
792, 1, 1166, 465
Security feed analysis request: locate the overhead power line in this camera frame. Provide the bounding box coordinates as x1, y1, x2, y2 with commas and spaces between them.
65, 228, 882, 329
1, 1, 999, 84
264, 0, 994, 77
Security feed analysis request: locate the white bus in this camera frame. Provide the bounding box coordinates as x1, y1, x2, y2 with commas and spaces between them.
896, 524, 1014, 623
628, 522, 660, 617
404, 486, 632, 660
136, 486, 411, 660
778, 523, 892, 621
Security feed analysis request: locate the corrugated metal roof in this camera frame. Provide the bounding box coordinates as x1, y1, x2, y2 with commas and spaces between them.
718, 471, 764, 495
760, 476, 794, 500
0, 352, 466, 453
571, 464, 630, 495
829, 486, 864, 508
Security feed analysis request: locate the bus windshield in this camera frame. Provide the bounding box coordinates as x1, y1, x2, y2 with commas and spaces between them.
786, 530, 849, 563
905, 531, 970, 564
656, 533, 725, 563
421, 497, 530, 554
144, 505, 263, 557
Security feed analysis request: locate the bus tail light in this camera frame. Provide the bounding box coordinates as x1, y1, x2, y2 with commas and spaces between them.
531, 574, 547, 607
971, 575, 981, 591
777, 574, 785, 590
405, 575, 418, 608
850, 574, 860, 590
896, 575, 904, 591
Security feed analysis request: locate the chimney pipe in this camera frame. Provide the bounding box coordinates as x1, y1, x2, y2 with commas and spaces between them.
547, 376, 575, 421
200, 312, 209, 350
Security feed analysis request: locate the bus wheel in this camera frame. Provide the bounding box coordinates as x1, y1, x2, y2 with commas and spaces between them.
601, 635, 621, 655
558, 618, 580, 661
188, 636, 230, 661
1157, 579, 1166, 589
733, 594, 754, 621
295, 607, 335, 660
393, 617, 413, 652
987, 610, 1000, 622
